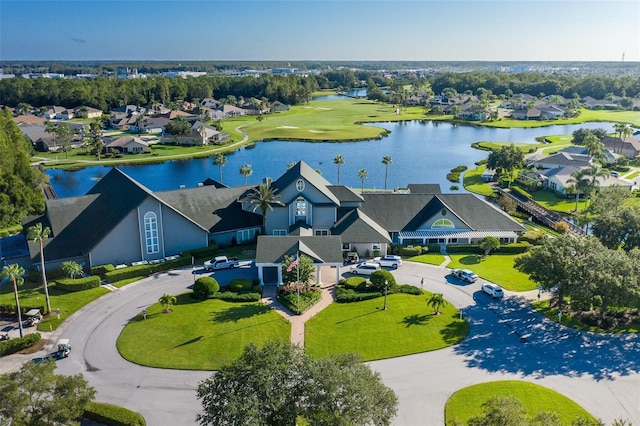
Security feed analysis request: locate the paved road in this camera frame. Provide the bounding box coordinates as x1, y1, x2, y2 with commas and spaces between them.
3, 262, 639, 425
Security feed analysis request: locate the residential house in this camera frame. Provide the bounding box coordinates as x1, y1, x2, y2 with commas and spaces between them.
133, 116, 170, 134
41, 105, 67, 119
582, 96, 619, 110
538, 104, 565, 119
455, 105, 488, 121
537, 165, 633, 195
511, 107, 541, 120
105, 136, 149, 154
602, 136, 640, 159
529, 151, 590, 169
270, 101, 290, 112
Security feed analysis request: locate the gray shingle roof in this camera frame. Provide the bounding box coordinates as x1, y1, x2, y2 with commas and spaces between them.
271, 161, 340, 205
407, 184, 442, 194
331, 209, 391, 243
155, 185, 261, 233
327, 185, 364, 203
255, 236, 343, 264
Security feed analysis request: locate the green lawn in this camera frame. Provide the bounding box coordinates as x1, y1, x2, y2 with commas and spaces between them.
445, 381, 596, 425
479, 108, 640, 128
0, 280, 109, 331
407, 253, 446, 266
305, 292, 468, 361
117, 293, 291, 370
447, 253, 537, 291
528, 189, 581, 213
462, 166, 496, 197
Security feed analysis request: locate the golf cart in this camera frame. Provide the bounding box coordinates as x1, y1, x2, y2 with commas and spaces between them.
57, 338, 71, 358
24, 309, 42, 327
344, 252, 359, 265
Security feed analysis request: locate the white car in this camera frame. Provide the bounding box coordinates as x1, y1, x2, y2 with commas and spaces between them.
373, 255, 402, 269
482, 283, 504, 299
451, 269, 478, 283
350, 262, 381, 276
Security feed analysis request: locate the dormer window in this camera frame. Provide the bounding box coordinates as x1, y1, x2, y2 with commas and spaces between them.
296, 179, 305, 191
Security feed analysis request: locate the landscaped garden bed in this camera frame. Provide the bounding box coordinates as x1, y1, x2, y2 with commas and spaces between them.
533, 300, 640, 333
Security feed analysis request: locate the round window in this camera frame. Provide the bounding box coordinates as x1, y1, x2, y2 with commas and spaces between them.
296, 179, 305, 191
441, 209, 446, 216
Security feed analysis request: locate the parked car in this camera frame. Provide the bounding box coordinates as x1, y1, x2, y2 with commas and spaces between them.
343, 251, 360, 265
482, 283, 504, 299
350, 262, 381, 276
373, 255, 402, 268
451, 269, 478, 283
203, 256, 239, 271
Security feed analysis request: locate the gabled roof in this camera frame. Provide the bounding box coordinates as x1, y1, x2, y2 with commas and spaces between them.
255, 236, 343, 264
331, 209, 391, 243
360, 193, 523, 233
156, 185, 261, 233
327, 185, 364, 202
105, 136, 148, 148
534, 152, 590, 168
271, 161, 341, 205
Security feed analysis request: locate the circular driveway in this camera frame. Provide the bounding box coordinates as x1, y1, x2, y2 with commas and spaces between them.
31, 262, 640, 425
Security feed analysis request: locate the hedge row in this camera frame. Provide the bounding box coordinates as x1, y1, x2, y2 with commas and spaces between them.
399, 246, 423, 256
444, 242, 531, 254
28, 267, 67, 283
0, 333, 41, 356
83, 401, 146, 426
210, 292, 261, 302
277, 289, 322, 315
55, 276, 101, 292
397, 284, 423, 295
181, 243, 219, 260
337, 288, 382, 303
0, 304, 46, 316
343, 276, 366, 291
91, 264, 115, 276
228, 278, 253, 293
104, 257, 191, 283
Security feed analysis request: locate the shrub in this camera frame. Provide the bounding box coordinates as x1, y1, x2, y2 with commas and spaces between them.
496, 242, 531, 254
336, 288, 382, 303
450, 185, 459, 190
251, 285, 263, 295
343, 276, 366, 291
278, 287, 322, 314
91, 264, 115, 276
399, 245, 423, 256
192, 276, 220, 299
397, 284, 422, 295
83, 401, 146, 426
56, 276, 101, 292
369, 269, 397, 292
210, 292, 261, 302
445, 244, 482, 254
228, 278, 253, 293
0, 333, 41, 356
554, 221, 570, 234
0, 305, 46, 316
28, 267, 66, 283
182, 243, 219, 260
103, 257, 190, 283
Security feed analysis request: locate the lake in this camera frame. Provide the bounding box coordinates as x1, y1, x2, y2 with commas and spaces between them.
47, 121, 615, 199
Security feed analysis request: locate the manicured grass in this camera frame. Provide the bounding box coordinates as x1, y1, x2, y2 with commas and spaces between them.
479, 108, 640, 128
532, 300, 640, 333
117, 293, 290, 370
0, 280, 109, 331
528, 189, 580, 213
445, 380, 596, 425
462, 166, 496, 197
447, 253, 537, 291
305, 292, 468, 361
408, 253, 446, 266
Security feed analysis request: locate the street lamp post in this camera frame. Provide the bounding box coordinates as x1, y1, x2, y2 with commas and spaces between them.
383, 280, 388, 310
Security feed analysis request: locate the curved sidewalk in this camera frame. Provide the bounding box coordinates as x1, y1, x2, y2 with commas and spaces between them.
261, 283, 336, 346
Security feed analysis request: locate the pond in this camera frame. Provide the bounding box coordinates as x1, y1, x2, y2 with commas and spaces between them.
47, 121, 615, 199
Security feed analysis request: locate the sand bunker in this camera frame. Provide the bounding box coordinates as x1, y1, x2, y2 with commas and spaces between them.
309, 130, 326, 133
277, 126, 299, 129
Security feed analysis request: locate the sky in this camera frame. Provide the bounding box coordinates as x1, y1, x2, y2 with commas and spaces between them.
1, 0, 638, 62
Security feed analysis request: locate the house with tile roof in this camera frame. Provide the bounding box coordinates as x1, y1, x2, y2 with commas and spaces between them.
19, 161, 524, 285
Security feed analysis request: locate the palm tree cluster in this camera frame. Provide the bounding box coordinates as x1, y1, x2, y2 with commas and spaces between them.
332, 154, 393, 192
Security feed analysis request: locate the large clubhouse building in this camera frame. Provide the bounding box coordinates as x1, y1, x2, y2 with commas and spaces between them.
17, 161, 524, 284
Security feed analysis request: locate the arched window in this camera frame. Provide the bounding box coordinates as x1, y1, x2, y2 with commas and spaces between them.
295, 197, 307, 222
144, 212, 159, 254
432, 218, 455, 229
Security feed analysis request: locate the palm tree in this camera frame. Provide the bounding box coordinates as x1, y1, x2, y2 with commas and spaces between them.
427, 293, 447, 315
61, 261, 84, 279
2, 264, 25, 337
382, 156, 392, 190
159, 293, 177, 313
584, 164, 610, 205
358, 168, 368, 193
213, 153, 227, 183
239, 163, 253, 185
27, 223, 52, 314
566, 169, 591, 212
333, 154, 345, 185
245, 182, 285, 232
582, 134, 605, 163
